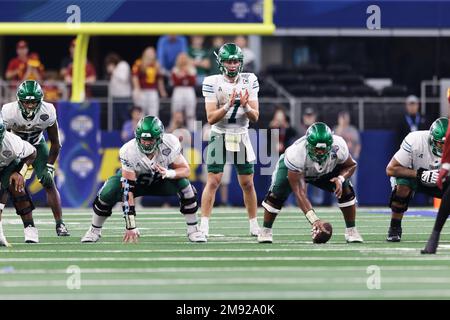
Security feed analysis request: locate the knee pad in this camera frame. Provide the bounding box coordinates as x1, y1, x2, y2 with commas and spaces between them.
178, 184, 198, 214
262, 192, 284, 214
338, 184, 357, 208
92, 196, 113, 217
9, 187, 35, 216
389, 186, 412, 213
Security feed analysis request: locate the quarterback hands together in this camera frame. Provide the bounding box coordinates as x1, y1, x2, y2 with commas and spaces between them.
417, 168, 439, 186
239, 89, 249, 107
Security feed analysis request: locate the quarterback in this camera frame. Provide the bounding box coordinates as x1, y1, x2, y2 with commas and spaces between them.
81, 116, 206, 243
386, 117, 447, 242
258, 122, 364, 244
1, 80, 68, 236
0, 118, 38, 246
200, 43, 260, 237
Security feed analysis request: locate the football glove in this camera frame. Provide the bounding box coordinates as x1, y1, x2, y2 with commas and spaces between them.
417, 168, 439, 186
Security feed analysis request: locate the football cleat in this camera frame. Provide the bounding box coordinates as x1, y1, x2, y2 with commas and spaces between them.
187, 226, 207, 243
24, 226, 39, 243
345, 227, 363, 243
198, 222, 209, 238
81, 226, 102, 243
56, 223, 70, 237
257, 227, 273, 243
421, 231, 440, 254
250, 224, 261, 237
386, 226, 402, 242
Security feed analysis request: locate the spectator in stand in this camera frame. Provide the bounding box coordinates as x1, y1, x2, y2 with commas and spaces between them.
42, 70, 65, 104
171, 53, 197, 132
6, 41, 44, 85
395, 95, 429, 148
188, 35, 211, 86
234, 35, 256, 73
333, 110, 361, 194
268, 106, 298, 155
157, 35, 188, 76
60, 39, 75, 79
208, 36, 225, 75
298, 107, 318, 137
132, 47, 167, 117
105, 52, 132, 130
121, 106, 143, 143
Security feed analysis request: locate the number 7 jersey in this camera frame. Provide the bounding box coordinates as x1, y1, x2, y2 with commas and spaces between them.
1, 100, 57, 145
202, 73, 259, 134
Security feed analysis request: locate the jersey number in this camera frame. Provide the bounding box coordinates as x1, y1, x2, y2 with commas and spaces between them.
228, 99, 240, 124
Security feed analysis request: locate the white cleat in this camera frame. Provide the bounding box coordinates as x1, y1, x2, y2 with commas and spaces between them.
187, 226, 207, 243
250, 225, 261, 237
0, 234, 11, 247
345, 227, 364, 243
81, 226, 102, 243
198, 223, 209, 238
24, 226, 39, 243
257, 227, 273, 243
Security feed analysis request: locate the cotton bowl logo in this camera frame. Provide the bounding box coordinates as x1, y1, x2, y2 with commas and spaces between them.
70, 156, 94, 178
70, 115, 93, 137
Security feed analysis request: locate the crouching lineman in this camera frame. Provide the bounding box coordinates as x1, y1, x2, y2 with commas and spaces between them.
81, 116, 206, 243
0, 118, 38, 246
386, 117, 448, 242
258, 122, 363, 244
1, 80, 68, 236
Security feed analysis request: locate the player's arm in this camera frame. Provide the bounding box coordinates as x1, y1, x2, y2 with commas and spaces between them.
121, 168, 140, 243
239, 89, 259, 122
438, 120, 450, 188
287, 169, 327, 231
330, 155, 357, 199
205, 89, 237, 125
12, 143, 37, 193
47, 121, 61, 165
154, 154, 190, 179
386, 157, 416, 178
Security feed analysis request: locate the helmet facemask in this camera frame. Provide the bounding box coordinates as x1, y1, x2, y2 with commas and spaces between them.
16, 80, 43, 120
429, 117, 448, 157
137, 134, 162, 155
307, 142, 332, 164
215, 43, 244, 78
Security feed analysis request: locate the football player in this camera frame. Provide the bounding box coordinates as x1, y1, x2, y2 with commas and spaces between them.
1, 80, 68, 236
386, 117, 448, 242
199, 43, 260, 237
81, 116, 206, 243
258, 122, 363, 244
0, 118, 38, 246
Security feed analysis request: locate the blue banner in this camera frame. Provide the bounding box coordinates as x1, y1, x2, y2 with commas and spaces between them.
57, 101, 101, 207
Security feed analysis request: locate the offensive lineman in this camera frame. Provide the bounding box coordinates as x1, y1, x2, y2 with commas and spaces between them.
199, 43, 260, 237
386, 117, 448, 242
81, 116, 206, 243
1, 80, 68, 236
0, 118, 38, 246
258, 122, 364, 243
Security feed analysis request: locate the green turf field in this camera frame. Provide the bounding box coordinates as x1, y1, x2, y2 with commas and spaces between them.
1, 207, 450, 300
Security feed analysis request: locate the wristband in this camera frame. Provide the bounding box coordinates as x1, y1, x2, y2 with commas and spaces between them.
243, 105, 252, 113
223, 102, 231, 112
337, 175, 345, 184
123, 206, 136, 230
305, 209, 320, 225
164, 169, 176, 179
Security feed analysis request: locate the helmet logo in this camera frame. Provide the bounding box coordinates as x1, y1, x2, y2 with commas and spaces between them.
141, 132, 152, 138
315, 143, 327, 148
25, 96, 35, 100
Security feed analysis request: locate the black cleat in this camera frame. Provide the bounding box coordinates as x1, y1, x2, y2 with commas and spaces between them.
421, 231, 440, 254
56, 224, 70, 237
386, 226, 402, 242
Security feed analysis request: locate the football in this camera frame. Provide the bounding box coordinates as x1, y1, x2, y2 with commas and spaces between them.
312, 222, 333, 244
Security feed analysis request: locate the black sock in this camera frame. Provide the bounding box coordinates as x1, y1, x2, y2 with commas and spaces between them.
56, 219, 64, 226
390, 218, 402, 228
23, 220, 34, 228
263, 214, 277, 228
345, 220, 355, 228
433, 186, 450, 232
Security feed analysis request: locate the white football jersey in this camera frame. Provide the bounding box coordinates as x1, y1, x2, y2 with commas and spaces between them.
283, 135, 350, 181
0, 131, 36, 169
202, 72, 259, 134
394, 131, 441, 171
119, 133, 182, 178
1, 101, 57, 145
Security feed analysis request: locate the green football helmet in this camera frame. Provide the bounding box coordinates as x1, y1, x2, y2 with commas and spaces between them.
429, 117, 448, 157
216, 43, 244, 77
135, 116, 164, 155
306, 122, 334, 164
16, 80, 44, 120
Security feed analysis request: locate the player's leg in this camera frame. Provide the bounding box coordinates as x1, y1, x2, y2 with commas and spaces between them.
235, 147, 260, 236
259, 157, 291, 243
387, 178, 414, 242
1, 161, 38, 244
81, 174, 121, 243
0, 190, 10, 246
185, 87, 197, 132
219, 164, 232, 206
33, 138, 67, 236
200, 131, 226, 236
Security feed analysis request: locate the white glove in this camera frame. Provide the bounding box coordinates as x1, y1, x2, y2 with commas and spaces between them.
420, 169, 439, 186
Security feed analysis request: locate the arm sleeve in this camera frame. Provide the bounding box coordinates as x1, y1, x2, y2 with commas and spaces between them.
284, 145, 304, 172
202, 77, 216, 103
119, 145, 135, 172
393, 135, 414, 168
249, 73, 259, 101
335, 136, 350, 164
166, 135, 182, 164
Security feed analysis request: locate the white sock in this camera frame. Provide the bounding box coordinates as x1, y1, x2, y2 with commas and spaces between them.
249, 217, 259, 229
92, 215, 107, 228
200, 217, 209, 227
184, 213, 198, 226
0, 221, 3, 236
